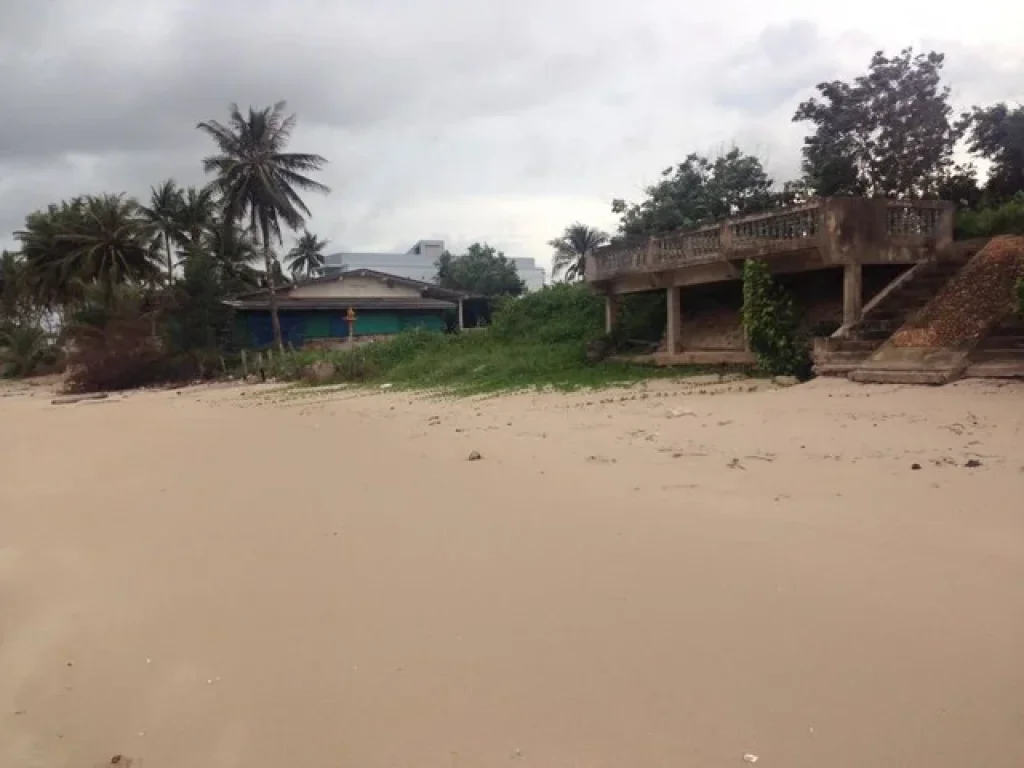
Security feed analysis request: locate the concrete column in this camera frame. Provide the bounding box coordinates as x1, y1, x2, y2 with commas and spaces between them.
604, 295, 619, 334
843, 263, 863, 327
457, 299, 465, 331
666, 285, 681, 355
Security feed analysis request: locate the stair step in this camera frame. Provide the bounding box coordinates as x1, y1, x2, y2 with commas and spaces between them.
849, 368, 958, 385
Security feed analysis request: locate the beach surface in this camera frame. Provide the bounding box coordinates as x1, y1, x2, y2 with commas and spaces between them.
1, 376, 1023, 767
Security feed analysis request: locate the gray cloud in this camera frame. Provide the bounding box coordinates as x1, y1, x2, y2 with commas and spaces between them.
2, 0, 1022, 263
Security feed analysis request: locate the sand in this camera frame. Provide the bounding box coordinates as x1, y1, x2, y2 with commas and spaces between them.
1, 375, 1023, 767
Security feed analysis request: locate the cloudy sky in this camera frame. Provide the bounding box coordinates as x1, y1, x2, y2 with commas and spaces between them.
1, 0, 1022, 274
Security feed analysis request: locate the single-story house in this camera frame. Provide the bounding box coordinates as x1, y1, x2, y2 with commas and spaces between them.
225, 269, 479, 348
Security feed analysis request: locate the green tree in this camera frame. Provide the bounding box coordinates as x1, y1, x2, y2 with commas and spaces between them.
548, 223, 608, 281
285, 230, 329, 279
611, 148, 778, 235
435, 243, 525, 296
794, 48, 960, 198
1, 250, 32, 326
961, 103, 1024, 204
140, 179, 183, 284
16, 195, 159, 307
176, 185, 219, 252
206, 222, 263, 292
197, 101, 330, 349
0, 324, 52, 378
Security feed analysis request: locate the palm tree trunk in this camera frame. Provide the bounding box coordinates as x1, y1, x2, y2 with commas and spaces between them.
261, 215, 284, 351
163, 232, 174, 285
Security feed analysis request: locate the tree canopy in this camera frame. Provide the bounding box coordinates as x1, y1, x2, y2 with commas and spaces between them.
611, 148, 779, 236
435, 243, 525, 296
793, 48, 960, 199
961, 103, 1024, 204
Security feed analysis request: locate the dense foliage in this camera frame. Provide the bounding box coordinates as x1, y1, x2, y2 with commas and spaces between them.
741, 260, 811, 379
794, 49, 960, 198
611, 149, 786, 236
435, 243, 525, 296
955, 193, 1024, 239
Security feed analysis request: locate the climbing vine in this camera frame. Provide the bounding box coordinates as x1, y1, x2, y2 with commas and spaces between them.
741, 260, 812, 378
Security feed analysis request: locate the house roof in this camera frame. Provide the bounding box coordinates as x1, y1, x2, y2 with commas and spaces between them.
227, 296, 457, 312
230, 268, 478, 302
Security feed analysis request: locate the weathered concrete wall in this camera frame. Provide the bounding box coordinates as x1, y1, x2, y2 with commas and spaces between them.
292, 275, 422, 299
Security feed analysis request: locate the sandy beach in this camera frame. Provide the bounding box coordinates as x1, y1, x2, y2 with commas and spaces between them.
1, 375, 1023, 767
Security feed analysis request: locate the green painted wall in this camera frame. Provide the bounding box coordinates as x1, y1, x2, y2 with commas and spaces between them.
239, 309, 446, 346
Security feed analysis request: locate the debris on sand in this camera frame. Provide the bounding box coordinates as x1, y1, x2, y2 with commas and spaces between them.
964, 459, 982, 468
52, 393, 109, 405
467, 451, 482, 461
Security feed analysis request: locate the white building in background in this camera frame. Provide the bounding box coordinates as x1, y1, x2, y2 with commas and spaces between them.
320, 240, 546, 292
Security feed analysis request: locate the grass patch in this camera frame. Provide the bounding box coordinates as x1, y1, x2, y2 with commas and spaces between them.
267, 330, 719, 395
262, 285, 748, 395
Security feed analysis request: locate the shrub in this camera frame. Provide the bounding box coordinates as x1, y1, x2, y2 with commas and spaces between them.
955, 193, 1024, 239
64, 296, 168, 392
489, 283, 604, 344
0, 324, 59, 377
742, 260, 812, 379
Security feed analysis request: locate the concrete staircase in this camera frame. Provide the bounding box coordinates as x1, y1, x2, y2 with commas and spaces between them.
814, 240, 993, 379
812, 338, 884, 376
851, 241, 987, 342
965, 318, 1024, 378
848, 236, 1024, 385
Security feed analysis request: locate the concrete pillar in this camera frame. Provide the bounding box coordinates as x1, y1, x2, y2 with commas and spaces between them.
604, 295, 619, 334
666, 285, 681, 355
457, 299, 465, 331
843, 263, 863, 327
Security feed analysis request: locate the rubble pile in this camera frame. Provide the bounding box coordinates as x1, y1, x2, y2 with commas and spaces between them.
891, 236, 1024, 349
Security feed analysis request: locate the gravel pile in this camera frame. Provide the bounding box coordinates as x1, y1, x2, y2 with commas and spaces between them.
890, 236, 1024, 349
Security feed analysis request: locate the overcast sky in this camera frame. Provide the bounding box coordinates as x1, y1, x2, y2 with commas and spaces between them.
1, 0, 1022, 273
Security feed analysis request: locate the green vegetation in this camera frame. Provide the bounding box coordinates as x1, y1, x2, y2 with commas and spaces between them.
2, 44, 1023, 393
435, 243, 525, 296
285, 230, 329, 279
955, 193, 1024, 239
741, 261, 811, 379
547, 223, 609, 281
197, 101, 330, 349
265, 284, 714, 394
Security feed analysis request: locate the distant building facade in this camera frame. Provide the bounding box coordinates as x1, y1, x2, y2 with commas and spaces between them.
321, 240, 546, 292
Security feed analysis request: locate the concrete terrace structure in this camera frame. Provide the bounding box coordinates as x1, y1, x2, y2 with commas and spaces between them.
321, 240, 547, 291
585, 197, 984, 372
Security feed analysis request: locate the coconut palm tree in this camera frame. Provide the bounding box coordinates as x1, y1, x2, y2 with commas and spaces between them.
548, 223, 609, 282
57, 194, 162, 304
197, 101, 329, 349
176, 185, 219, 253
140, 180, 183, 284
285, 230, 329, 279
16, 198, 87, 307
206, 221, 263, 291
